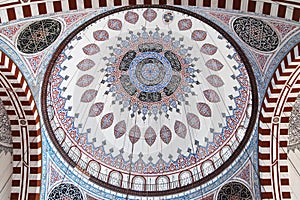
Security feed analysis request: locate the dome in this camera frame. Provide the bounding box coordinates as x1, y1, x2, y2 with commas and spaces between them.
42, 5, 257, 195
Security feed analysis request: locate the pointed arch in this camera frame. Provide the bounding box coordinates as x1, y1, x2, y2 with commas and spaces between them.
0, 50, 42, 200
258, 43, 300, 199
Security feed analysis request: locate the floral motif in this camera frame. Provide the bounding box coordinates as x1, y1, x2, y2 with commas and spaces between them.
101, 113, 114, 129
80, 89, 98, 102
127, 51, 173, 95
144, 127, 156, 146
82, 44, 100, 55
197, 103, 212, 117
44, 7, 254, 192
206, 75, 224, 87
162, 12, 174, 23
26, 54, 43, 74
109, 28, 189, 118
143, 8, 157, 22
236, 163, 251, 184
76, 74, 94, 87
233, 17, 279, 52
48, 183, 83, 200
205, 59, 224, 71
209, 12, 234, 25
191, 30, 207, 41
114, 120, 126, 139
160, 125, 172, 144
62, 13, 89, 26
174, 120, 187, 139
186, 113, 200, 129
125, 11, 139, 24
129, 125, 141, 144
49, 166, 62, 186
108, 19, 122, 30
203, 89, 220, 103
252, 52, 269, 70
93, 30, 109, 41
0, 24, 22, 40
200, 43, 217, 55
77, 59, 95, 71
270, 21, 296, 38
88, 102, 104, 117
17, 19, 61, 54
178, 19, 192, 31
217, 181, 252, 200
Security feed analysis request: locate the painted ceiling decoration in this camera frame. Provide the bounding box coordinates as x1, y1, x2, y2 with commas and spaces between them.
0, 98, 12, 154
217, 181, 252, 200
233, 17, 280, 52
42, 5, 257, 196
48, 183, 84, 200
0, 0, 298, 199
16, 19, 62, 54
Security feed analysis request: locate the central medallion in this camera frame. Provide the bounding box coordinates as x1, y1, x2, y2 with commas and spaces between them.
141, 63, 161, 81
43, 6, 256, 195
107, 29, 191, 113
121, 47, 179, 103
128, 51, 173, 93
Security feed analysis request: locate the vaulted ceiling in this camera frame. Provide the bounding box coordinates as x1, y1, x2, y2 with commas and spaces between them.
0, 1, 299, 200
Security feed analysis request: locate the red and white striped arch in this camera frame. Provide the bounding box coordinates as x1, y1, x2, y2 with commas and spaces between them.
0, 0, 299, 23
0, 50, 41, 200
259, 43, 300, 200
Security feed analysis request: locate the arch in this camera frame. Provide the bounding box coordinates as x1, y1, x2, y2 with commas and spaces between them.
258, 43, 300, 199
236, 125, 247, 142
54, 127, 66, 144
108, 171, 122, 187
220, 145, 232, 162
131, 175, 146, 191
68, 146, 82, 164
156, 175, 170, 191
87, 160, 101, 178
0, 50, 42, 200
201, 160, 215, 177
0, 0, 299, 23
179, 170, 193, 187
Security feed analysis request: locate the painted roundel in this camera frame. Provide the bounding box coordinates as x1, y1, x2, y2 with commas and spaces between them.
17, 19, 61, 54
43, 6, 257, 194
233, 16, 279, 52
217, 182, 252, 200
48, 183, 84, 200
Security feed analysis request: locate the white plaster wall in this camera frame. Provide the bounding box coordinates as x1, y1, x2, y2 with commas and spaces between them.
288, 149, 300, 200
0, 151, 12, 200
